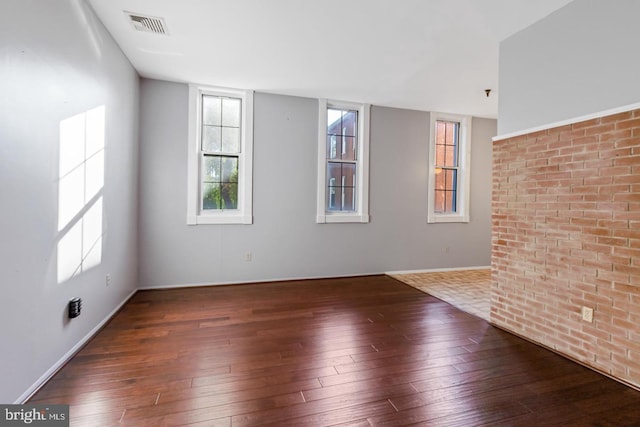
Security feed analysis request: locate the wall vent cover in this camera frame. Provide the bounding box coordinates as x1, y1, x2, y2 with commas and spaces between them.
126, 12, 168, 35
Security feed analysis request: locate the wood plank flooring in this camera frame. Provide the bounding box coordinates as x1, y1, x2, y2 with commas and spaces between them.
29, 275, 640, 426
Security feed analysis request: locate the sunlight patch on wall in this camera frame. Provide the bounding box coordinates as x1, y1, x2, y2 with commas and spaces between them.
57, 106, 105, 284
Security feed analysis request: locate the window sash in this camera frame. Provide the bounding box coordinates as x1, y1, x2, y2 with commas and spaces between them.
326, 106, 358, 213
200, 154, 239, 211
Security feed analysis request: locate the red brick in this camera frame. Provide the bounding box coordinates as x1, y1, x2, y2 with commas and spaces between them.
584, 175, 613, 186
613, 229, 640, 240
572, 118, 601, 129
613, 155, 640, 166
492, 110, 640, 390
598, 219, 629, 229
615, 136, 640, 148
601, 111, 634, 123
572, 151, 600, 162
615, 118, 640, 130
562, 128, 586, 139
614, 174, 640, 184
614, 211, 640, 221
600, 129, 633, 141
586, 123, 616, 135
599, 166, 633, 177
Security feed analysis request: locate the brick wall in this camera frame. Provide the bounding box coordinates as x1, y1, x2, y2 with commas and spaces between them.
491, 109, 640, 389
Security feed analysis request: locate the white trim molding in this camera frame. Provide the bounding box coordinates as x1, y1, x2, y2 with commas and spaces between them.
427, 112, 471, 223
494, 101, 640, 141
187, 84, 254, 225
316, 99, 370, 224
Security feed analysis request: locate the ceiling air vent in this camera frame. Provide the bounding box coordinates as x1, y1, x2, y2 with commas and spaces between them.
126, 12, 168, 35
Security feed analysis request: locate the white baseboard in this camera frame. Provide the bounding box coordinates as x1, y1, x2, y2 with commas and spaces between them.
140, 268, 491, 290
385, 265, 490, 276
138, 271, 387, 290
16, 289, 137, 404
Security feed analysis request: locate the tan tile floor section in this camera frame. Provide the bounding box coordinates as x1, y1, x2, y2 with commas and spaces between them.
388, 269, 492, 321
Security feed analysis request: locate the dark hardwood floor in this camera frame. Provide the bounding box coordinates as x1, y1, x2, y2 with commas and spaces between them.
29, 275, 640, 426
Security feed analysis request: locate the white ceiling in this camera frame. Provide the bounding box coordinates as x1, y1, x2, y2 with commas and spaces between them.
88, 0, 573, 119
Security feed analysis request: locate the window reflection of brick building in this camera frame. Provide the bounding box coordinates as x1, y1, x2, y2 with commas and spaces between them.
326, 109, 358, 211
434, 120, 459, 213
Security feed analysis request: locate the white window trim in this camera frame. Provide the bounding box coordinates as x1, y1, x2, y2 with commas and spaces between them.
427, 113, 471, 223
316, 99, 370, 224
187, 85, 254, 225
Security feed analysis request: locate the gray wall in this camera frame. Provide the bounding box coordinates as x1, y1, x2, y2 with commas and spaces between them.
498, 0, 640, 135
0, 0, 139, 403
138, 79, 495, 288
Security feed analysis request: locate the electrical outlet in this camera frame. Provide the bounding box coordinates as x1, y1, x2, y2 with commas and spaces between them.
581, 306, 594, 323
244, 252, 252, 262
106, 274, 111, 287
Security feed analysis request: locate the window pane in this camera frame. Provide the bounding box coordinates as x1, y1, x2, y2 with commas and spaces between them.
203, 183, 221, 210
222, 98, 241, 127
221, 157, 238, 183
327, 109, 343, 134
435, 120, 459, 168
343, 186, 355, 211
434, 168, 458, 213
435, 143, 445, 166
202, 180, 238, 210
446, 169, 457, 193
327, 162, 342, 184
202, 125, 221, 152
220, 182, 238, 209
434, 189, 445, 213
203, 156, 221, 182
222, 127, 240, 153
342, 136, 356, 161
328, 185, 342, 211
450, 187, 457, 212
445, 141, 456, 167
436, 121, 446, 145
445, 122, 456, 145
342, 111, 357, 136
435, 168, 445, 190
326, 162, 357, 211
203, 96, 222, 126
327, 135, 338, 159
342, 163, 356, 187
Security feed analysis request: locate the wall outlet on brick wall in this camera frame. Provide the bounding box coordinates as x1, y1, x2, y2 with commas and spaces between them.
581, 306, 594, 323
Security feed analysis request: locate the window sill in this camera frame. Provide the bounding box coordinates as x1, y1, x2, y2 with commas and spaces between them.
427, 214, 469, 224
187, 214, 253, 225
317, 213, 370, 224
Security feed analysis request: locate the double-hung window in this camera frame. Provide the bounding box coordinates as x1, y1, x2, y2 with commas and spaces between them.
427, 113, 471, 223
317, 99, 370, 223
187, 85, 254, 225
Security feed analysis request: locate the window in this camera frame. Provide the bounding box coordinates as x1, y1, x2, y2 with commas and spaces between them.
187, 85, 253, 224
317, 99, 370, 223
427, 113, 471, 223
